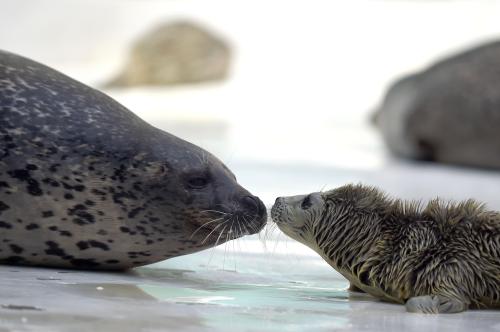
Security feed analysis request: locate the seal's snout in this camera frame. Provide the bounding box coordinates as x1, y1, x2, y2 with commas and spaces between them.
242, 195, 267, 220
270, 197, 285, 223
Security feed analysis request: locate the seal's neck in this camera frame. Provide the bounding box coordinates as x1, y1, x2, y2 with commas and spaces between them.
311, 204, 384, 274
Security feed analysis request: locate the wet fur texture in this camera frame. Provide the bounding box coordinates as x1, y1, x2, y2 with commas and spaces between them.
272, 184, 500, 313
0, 50, 266, 270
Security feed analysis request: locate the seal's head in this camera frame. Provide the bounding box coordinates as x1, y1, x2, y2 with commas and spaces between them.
271, 184, 387, 257
129, 136, 268, 258
270, 192, 325, 247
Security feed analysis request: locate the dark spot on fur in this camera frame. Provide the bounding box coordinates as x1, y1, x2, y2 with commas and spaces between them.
8, 169, 43, 196
8, 169, 30, 181
76, 241, 89, 250
64, 193, 74, 200
42, 178, 60, 187
45, 241, 66, 257
25, 223, 39, 230
42, 211, 54, 218
59, 231, 72, 237
68, 204, 95, 225
49, 164, 61, 172
48, 226, 58, 231
27, 179, 43, 196
120, 226, 130, 233
105, 259, 119, 264
70, 259, 100, 268
112, 191, 137, 205
9, 244, 23, 254
91, 189, 106, 196
76, 240, 110, 251
0, 221, 12, 229
89, 240, 109, 251
26, 164, 38, 171
61, 182, 85, 192
0, 201, 10, 212
127, 207, 144, 219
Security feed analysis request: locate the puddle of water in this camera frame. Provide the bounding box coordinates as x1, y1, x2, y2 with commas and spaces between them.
136, 279, 354, 332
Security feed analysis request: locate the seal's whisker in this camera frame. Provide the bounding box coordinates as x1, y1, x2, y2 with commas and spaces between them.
222, 233, 229, 270
241, 215, 250, 236
201, 220, 228, 244
206, 224, 228, 267
200, 209, 229, 215
189, 216, 227, 239
271, 228, 284, 256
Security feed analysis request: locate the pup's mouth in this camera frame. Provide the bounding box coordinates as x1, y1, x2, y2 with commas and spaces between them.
270, 198, 285, 224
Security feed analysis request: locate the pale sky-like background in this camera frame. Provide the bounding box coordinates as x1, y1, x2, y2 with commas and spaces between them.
2, 0, 500, 207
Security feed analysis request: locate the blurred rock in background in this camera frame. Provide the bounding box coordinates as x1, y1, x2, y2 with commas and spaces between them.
106, 21, 231, 87
373, 40, 500, 169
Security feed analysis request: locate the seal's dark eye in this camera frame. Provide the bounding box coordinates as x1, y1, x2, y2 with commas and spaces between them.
301, 195, 312, 210
187, 177, 209, 189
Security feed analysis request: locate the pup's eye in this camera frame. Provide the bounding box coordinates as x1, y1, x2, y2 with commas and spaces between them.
187, 177, 209, 189
301, 195, 312, 210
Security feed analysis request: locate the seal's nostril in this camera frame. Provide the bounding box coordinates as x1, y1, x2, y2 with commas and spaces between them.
242, 195, 259, 213
242, 195, 267, 219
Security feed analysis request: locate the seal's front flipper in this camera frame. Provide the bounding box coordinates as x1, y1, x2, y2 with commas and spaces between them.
348, 284, 365, 293
405, 295, 468, 314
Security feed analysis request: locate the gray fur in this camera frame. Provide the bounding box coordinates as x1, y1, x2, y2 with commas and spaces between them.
0, 50, 266, 270
272, 184, 500, 313
374, 40, 500, 169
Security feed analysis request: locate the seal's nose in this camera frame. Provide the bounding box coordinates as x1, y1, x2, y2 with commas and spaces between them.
242, 195, 267, 219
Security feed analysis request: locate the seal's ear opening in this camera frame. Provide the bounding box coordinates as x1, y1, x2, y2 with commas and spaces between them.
128, 160, 171, 181
143, 161, 170, 177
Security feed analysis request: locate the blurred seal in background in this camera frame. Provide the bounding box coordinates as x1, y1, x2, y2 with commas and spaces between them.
373, 40, 500, 169
106, 21, 231, 87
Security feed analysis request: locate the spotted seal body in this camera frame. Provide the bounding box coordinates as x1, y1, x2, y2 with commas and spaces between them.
272, 184, 500, 313
0, 50, 266, 270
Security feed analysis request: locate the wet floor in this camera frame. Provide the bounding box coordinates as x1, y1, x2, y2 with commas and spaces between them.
1, 243, 500, 332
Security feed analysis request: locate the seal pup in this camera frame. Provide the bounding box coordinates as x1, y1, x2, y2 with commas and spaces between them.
0, 50, 267, 270
373, 40, 500, 169
271, 184, 500, 313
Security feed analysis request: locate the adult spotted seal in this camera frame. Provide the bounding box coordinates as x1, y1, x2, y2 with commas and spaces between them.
0, 50, 266, 270
271, 184, 500, 313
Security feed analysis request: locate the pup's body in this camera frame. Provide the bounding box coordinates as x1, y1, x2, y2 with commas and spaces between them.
271, 184, 500, 313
